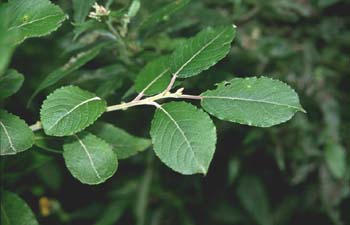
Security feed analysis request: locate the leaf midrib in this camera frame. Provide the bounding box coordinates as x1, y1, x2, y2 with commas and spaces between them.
173, 28, 228, 76
9, 13, 63, 31
48, 96, 101, 131
140, 68, 169, 94
158, 106, 206, 173
0, 120, 17, 153
203, 95, 303, 111
74, 135, 102, 180
1, 203, 11, 225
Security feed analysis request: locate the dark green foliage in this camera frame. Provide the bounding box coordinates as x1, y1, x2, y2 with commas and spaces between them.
0, 0, 349, 225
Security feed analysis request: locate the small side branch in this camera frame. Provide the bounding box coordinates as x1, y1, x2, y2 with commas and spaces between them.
165, 74, 177, 93
30, 121, 42, 132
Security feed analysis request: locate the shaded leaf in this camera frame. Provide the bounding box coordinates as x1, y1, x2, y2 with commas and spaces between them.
0, 191, 38, 225
29, 45, 103, 103
90, 122, 151, 159
40, 86, 106, 136
201, 77, 305, 127
0, 7, 18, 76
150, 102, 216, 174
63, 132, 118, 185
139, 0, 190, 31
134, 56, 171, 96
0, 69, 24, 100
171, 25, 235, 78
72, 0, 95, 24
7, 0, 66, 44
0, 109, 34, 156
237, 176, 272, 225
324, 143, 346, 179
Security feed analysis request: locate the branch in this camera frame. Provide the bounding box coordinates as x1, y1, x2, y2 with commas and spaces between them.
29, 89, 202, 131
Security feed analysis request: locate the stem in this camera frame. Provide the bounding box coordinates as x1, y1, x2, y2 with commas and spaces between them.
164, 74, 177, 93
30, 121, 42, 131
105, 20, 130, 63
132, 92, 144, 102
29, 90, 202, 131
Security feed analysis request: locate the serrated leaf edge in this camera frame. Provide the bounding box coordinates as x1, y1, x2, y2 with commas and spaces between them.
201, 76, 305, 127
40, 86, 106, 136
173, 27, 231, 77
47, 96, 102, 131
63, 133, 118, 185
151, 102, 217, 174
0, 110, 34, 155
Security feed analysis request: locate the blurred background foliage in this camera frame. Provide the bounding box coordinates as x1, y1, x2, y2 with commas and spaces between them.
1, 0, 349, 224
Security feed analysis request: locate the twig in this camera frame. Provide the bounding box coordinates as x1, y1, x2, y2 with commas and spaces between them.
30, 121, 42, 131
164, 74, 177, 93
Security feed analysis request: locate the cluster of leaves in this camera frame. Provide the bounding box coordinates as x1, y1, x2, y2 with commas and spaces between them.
0, 0, 349, 225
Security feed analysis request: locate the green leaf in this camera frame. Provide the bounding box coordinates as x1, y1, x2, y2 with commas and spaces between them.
237, 176, 272, 225
0, 110, 34, 156
7, 0, 66, 45
1, 191, 39, 225
63, 132, 118, 185
127, 0, 141, 18
150, 102, 216, 174
134, 56, 171, 96
0, 7, 18, 76
0, 69, 24, 100
201, 77, 305, 127
324, 143, 346, 179
90, 122, 151, 159
170, 25, 235, 78
72, 0, 95, 24
139, 0, 190, 31
29, 45, 102, 103
40, 86, 106, 136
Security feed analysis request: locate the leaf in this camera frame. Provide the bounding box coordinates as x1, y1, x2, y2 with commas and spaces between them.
236, 176, 272, 225
1, 191, 38, 225
29, 45, 103, 103
150, 102, 216, 174
40, 86, 106, 136
90, 122, 151, 159
72, 0, 95, 24
127, 0, 141, 18
324, 143, 346, 179
139, 0, 190, 31
0, 7, 18, 76
0, 69, 24, 100
134, 56, 171, 96
63, 132, 118, 185
201, 77, 305, 127
94, 200, 128, 225
0, 109, 34, 156
170, 25, 235, 78
7, 0, 66, 45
